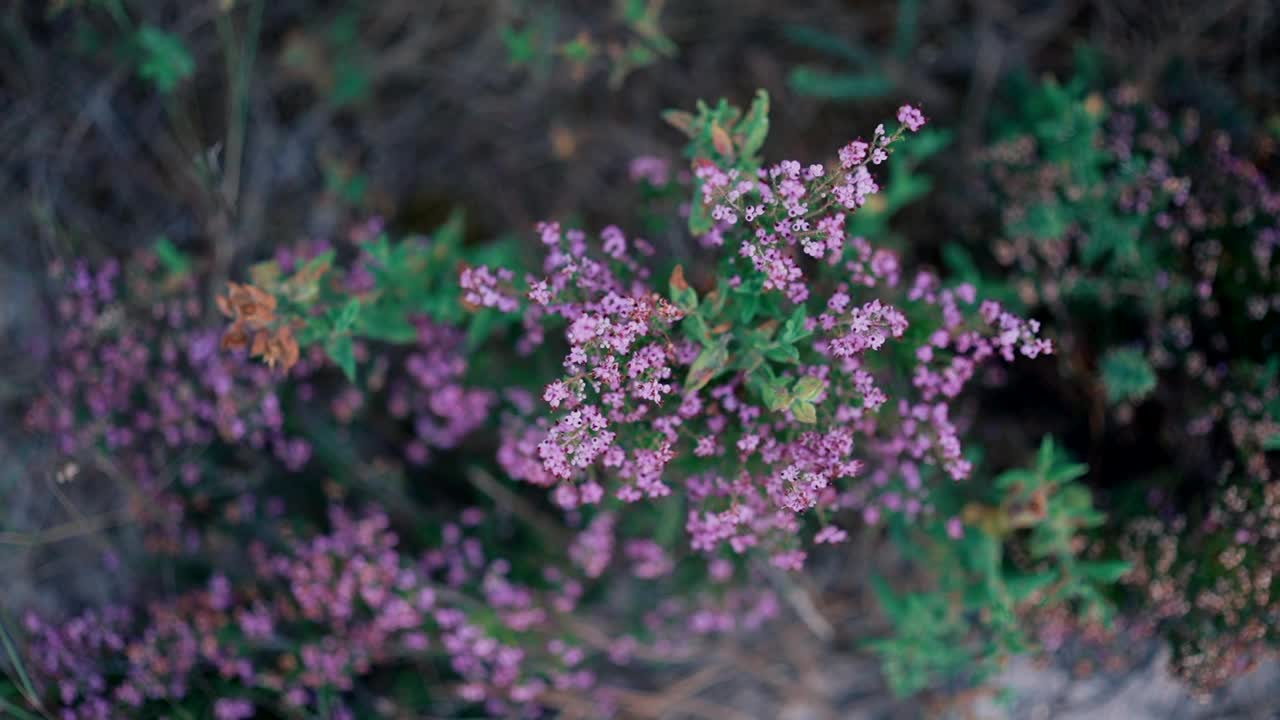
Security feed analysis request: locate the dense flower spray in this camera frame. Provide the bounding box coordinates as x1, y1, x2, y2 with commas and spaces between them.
14, 95, 1097, 717
466, 104, 1052, 569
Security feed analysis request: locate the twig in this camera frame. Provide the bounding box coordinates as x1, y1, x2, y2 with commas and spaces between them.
465, 467, 571, 547
764, 566, 835, 642
642, 664, 725, 716
557, 614, 700, 665
0, 509, 132, 547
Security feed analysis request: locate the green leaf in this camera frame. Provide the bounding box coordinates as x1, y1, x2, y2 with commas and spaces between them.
332, 57, 371, 109
1263, 433, 1280, 451
286, 249, 337, 304
324, 166, 368, 205
153, 236, 190, 277
0, 695, 41, 720
761, 385, 791, 412
735, 90, 770, 161
464, 308, 504, 352
967, 530, 1002, 588
1019, 201, 1068, 241
1035, 435, 1058, 476
332, 299, 360, 335
736, 290, 760, 324
1100, 348, 1157, 405
780, 306, 811, 344
654, 492, 684, 548
500, 25, 538, 66
942, 242, 979, 278
296, 316, 331, 345
685, 337, 730, 392
792, 400, 817, 424
738, 349, 765, 375
325, 335, 357, 382
1005, 570, 1057, 602
682, 313, 713, 347
994, 468, 1036, 491
885, 169, 932, 210
560, 35, 595, 63
365, 234, 394, 266
135, 26, 194, 94
669, 265, 698, 311
764, 343, 800, 364
621, 0, 650, 25
355, 304, 417, 343
1046, 461, 1088, 485
1076, 560, 1131, 584
792, 376, 823, 403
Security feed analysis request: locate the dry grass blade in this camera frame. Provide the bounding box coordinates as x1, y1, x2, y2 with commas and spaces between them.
0, 612, 39, 713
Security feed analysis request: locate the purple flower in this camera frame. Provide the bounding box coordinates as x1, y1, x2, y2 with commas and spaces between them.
897, 104, 926, 132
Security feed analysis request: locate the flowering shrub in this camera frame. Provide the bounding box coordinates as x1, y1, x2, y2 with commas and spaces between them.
972, 72, 1280, 690
20, 250, 316, 554
19, 504, 603, 718
221, 216, 512, 466
868, 436, 1129, 694
11, 239, 781, 717
453, 92, 1120, 696
461, 95, 1057, 568
198, 90, 1122, 703
5, 88, 1133, 717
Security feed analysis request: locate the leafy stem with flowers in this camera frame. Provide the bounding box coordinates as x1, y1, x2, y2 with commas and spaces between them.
457, 94, 1056, 571
199, 90, 1127, 702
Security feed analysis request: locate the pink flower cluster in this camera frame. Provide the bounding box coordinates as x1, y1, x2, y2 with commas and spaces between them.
23, 505, 593, 719
473, 109, 1052, 571
460, 265, 519, 312
22, 255, 317, 555
384, 319, 496, 465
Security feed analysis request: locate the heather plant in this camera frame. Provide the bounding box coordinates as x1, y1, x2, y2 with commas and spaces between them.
15, 503, 603, 718
9, 83, 1130, 714
453, 93, 1127, 697
868, 437, 1127, 695
973, 69, 1280, 689
6, 243, 662, 718
12, 1, 1280, 715
204, 90, 1130, 701
654, 92, 953, 244
11, 209, 793, 716
215, 213, 519, 379
217, 216, 524, 471
458, 95, 1059, 564
21, 247, 317, 554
